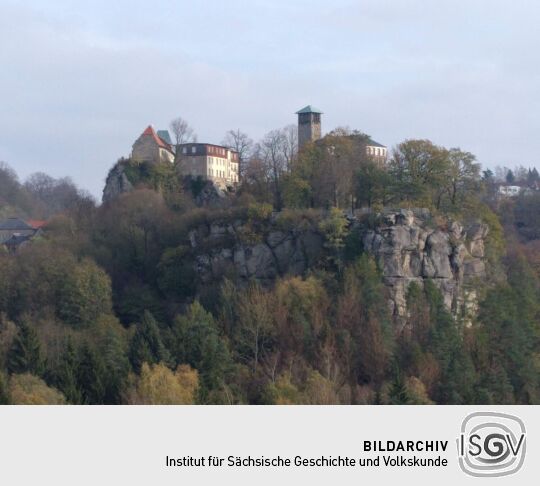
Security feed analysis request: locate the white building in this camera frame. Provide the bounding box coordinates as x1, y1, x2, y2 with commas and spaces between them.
176, 143, 239, 188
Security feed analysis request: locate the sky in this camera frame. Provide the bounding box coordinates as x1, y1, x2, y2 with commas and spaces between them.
1, 0, 539, 198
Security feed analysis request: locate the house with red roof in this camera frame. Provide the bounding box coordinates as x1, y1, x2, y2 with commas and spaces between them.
132, 125, 175, 164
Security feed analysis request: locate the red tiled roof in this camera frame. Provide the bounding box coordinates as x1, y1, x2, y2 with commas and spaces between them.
141, 125, 172, 151
27, 219, 47, 229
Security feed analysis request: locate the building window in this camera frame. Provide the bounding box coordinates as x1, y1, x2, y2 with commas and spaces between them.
192, 146, 196, 154
182, 147, 187, 154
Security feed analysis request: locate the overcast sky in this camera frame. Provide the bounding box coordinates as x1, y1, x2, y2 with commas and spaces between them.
1, 0, 539, 198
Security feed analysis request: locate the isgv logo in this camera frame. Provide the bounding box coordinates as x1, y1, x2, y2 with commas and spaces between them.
457, 412, 526, 477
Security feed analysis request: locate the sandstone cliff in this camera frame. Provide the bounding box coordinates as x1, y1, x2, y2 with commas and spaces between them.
102, 163, 134, 203
359, 209, 488, 326
188, 208, 488, 326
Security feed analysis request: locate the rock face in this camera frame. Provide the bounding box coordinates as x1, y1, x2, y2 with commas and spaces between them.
102, 163, 134, 203
189, 217, 325, 285
359, 209, 488, 326
102, 161, 228, 206
188, 177, 227, 207
188, 208, 488, 326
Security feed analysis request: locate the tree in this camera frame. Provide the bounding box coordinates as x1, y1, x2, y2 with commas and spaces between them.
171, 302, 231, 397
506, 169, 515, 184
259, 129, 288, 210
126, 363, 198, 404
281, 124, 298, 171
388, 365, 410, 404
157, 245, 197, 299
234, 283, 275, 373
424, 282, 476, 404
337, 256, 394, 394
444, 148, 481, 208
475, 253, 540, 403
354, 161, 392, 208
514, 192, 540, 241
222, 129, 253, 178
9, 374, 65, 405
101, 326, 130, 404
318, 207, 349, 269
7, 320, 44, 376
288, 128, 369, 209
0, 161, 36, 216
96, 189, 170, 284
527, 167, 539, 185
56, 259, 112, 328
169, 116, 197, 147
77, 343, 106, 404
54, 339, 82, 404
0, 370, 9, 404
129, 311, 170, 373
388, 139, 451, 208
24, 172, 93, 218
273, 276, 329, 365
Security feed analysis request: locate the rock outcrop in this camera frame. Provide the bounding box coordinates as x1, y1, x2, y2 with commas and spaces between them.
102, 163, 134, 203
189, 208, 489, 326
190, 217, 325, 285
359, 209, 488, 326
189, 178, 228, 207
102, 160, 228, 207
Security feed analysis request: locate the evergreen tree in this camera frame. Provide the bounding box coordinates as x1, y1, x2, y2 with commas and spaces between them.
7, 321, 44, 376
506, 169, 515, 184
102, 327, 130, 404
129, 311, 170, 373
54, 339, 82, 404
425, 282, 476, 404
77, 343, 106, 404
388, 365, 410, 405
0, 371, 10, 404
172, 302, 231, 398
476, 253, 540, 403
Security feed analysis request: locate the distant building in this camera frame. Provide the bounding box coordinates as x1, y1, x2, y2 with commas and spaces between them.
296, 105, 387, 163
365, 139, 388, 165
176, 143, 239, 188
132, 126, 175, 164
498, 185, 524, 197
296, 105, 323, 149
0, 217, 44, 252
0, 218, 36, 244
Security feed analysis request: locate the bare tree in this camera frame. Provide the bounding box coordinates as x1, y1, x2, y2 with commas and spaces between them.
260, 129, 288, 210
169, 117, 197, 147
222, 129, 253, 178
281, 124, 298, 170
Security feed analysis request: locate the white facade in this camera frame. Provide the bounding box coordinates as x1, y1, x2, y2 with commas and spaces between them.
177, 143, 239, 188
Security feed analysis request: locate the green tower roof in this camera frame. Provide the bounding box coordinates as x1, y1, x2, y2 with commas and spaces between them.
296, 105, 323, 114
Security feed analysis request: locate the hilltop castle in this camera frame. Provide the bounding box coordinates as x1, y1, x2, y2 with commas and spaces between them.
129, 106, 386, 189
131, 125, 239, 189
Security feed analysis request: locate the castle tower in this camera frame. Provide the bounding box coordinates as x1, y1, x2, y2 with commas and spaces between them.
296, 105, 323, 149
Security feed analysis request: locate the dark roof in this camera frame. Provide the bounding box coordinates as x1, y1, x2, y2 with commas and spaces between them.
296, 105, 324, 114
4, 233, 33, 246
177, 142, 238, 153
366, 139, 386, 148
0, 217, 32, 231
157, 130, 173, 145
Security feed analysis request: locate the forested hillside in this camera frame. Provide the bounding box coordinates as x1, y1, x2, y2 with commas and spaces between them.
1, 136, 539, 405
